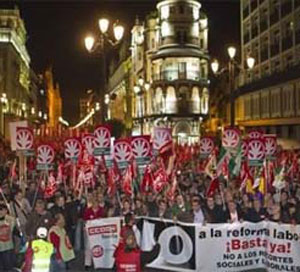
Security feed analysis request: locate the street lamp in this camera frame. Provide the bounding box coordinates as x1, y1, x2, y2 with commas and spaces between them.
211, 48, 255, 127
246, 56, 255, 70
85, 17, 124, 123
227, 46, 237, 59
211, 59, 219, 74
134, 77, 150, 134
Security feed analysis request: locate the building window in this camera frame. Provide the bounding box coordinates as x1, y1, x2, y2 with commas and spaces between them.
200, 38, 204, 48
261, 91, 270, 118
165, 86, 177, 114
179, 5, 184, 14
270, 88, 281, 118
191, 87, 200, 113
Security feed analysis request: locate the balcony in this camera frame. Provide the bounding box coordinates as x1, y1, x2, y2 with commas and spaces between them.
153, 70, 204, 82
243, 6, 249, 18
260, 48, 269, 62
282, 35, 293, 51
252, 26, 258, 38
244, 32, 250, 44
260, 20, 268, 32
281, 1, 292, 18
270, 10, 279, 26
270, 43, 280, 57
251, 0, 258, 12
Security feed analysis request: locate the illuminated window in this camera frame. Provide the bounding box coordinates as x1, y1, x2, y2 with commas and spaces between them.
166, 86, 177, 113
161, 6, 169, 19
193, 7, 199, 20
161, 21, 170, 37
155, 87, 164, 113
201, 88, 209, 114
192, 87, 200, 113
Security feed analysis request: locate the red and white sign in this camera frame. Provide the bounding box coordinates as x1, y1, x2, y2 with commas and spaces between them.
64, 138, 82, 159
264, 134, 277, 158
82, 134, 96, 156
94, 125, 111, 149
37, 144, 55, 165
248, 129, 263, 139
200, 137, 215, 156
247, 139, 265, 162
241, 139, 249, 158
153, 127, 172, 151
131, 136, 152, 159
222, 127, 240, 149
16, 127, 33, 151
114, 139, 132, 163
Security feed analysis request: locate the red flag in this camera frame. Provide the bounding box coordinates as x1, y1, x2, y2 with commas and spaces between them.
206, 177, 220, 197
166, 173, 177, 201
9, 160, 17, 180
152, 163, 168, 193
122, 166, 133, 196
75, 169, 84, 193
107, 167, 116, 197
287, 152, 299, 180
140, 165, 153, 194
57, 163, 64, 184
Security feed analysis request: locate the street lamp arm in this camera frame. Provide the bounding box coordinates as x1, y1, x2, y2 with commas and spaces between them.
214, 67, 228, 76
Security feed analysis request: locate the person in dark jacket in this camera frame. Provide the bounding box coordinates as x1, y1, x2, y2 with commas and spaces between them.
25, 199, 52, 240
244, 199, 266, 223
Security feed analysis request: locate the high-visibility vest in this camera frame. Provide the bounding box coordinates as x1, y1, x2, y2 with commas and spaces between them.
32, 239, 54, 272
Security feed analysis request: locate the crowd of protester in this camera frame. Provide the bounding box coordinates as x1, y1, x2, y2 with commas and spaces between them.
0, 135, 300, 271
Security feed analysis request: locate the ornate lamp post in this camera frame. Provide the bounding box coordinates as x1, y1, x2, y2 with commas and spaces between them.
211, 47, 255, 127
85, 18, 124, 123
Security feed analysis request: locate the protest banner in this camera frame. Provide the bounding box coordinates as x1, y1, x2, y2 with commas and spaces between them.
86, 217, 121, 269
86, 217, 300, 272
196, 221, 300, 272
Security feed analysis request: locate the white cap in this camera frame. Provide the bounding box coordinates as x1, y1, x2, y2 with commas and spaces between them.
37, 227, 48, 239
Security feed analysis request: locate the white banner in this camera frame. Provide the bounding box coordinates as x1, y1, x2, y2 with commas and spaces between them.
196, 221, 300, 272
86, 217, 121, 269
85, 217, 300, 271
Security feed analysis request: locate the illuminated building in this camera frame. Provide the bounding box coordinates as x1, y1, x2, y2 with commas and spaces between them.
234, 0, 300, 140
107, 35, 132, 135
108, 0, 210, 142
0, 5, 32, 138
44, 66, 62, 128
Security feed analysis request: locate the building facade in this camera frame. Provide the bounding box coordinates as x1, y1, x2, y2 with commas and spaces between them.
44, 67, 62, 128
235, 0, 300, 140
0, 6, 33, 138
107, 34, 132, 135
108, 0, 210, 143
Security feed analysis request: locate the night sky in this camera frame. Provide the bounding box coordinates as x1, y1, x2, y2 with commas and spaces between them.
17, 0, 240, 125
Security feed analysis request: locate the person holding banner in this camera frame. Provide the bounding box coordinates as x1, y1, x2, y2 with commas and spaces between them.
114, 229, 141, 272
226, 200, 243, 223
83, 199, 104, 270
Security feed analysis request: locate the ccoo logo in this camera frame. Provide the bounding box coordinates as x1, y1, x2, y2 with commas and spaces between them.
92, 245, 104, 258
